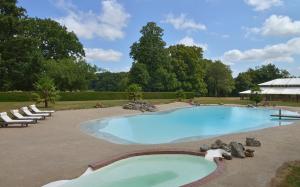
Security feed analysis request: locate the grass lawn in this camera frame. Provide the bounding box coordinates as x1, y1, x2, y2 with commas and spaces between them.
0, 97, 299, 112
271, 161, 300, 187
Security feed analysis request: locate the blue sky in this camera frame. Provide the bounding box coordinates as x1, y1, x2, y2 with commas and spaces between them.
18, 0, 300, 77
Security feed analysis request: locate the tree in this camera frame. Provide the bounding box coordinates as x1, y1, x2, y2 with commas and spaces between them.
128, 63, 149, 89
206, 61, 234, 96
33, 75, 58, 108
250, 85, 263, 106
126, 84, 142, 101
233, 72, 253, 96
129, 22, 177, 91
93, 71, 128, 91
234, 64, 291, 94
22, 18, 85, 60
43, 59, 97, 91
168, 45, 207, 95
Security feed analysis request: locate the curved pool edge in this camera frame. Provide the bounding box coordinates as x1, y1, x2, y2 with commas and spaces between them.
88, 149, 225, 187
80, 105, 299, 145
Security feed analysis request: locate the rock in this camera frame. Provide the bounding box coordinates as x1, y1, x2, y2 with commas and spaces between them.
222, 153, 232, 160
221, 144, 231, 152
211, 143, 219, 149
211, 139, 225, 149
245, 149, 255, 157
123, 101, 158, 112
229, 141, 245, 158
245, 149, 255, 153
200, 144, 210, 152
246, 137, 261, 147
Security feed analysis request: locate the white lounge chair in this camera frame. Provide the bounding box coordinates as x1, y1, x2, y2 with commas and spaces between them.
11, 109, 42, 123
21, 107, 49, 119
0, 112, 34, 127
30, 105, 54, 116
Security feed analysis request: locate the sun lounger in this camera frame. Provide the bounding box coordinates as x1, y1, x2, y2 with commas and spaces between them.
29, 105, 54, 116
21, 107, 49, 119
11, 110, 42, 123
0, 112, 34, 127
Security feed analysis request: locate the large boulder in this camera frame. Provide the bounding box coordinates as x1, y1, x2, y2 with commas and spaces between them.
246, 137, 261, 147
229, 142, 245, 158
211, 139, 225, 149
222, 152, 232, 160
200, 144, 210, 152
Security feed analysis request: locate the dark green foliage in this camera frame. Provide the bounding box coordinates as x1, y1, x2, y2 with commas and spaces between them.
128, 63, 149, 89
175, 90, 186, 101
234, 64, 291, 94
206, 61, 235, 97
0, 91, 195, 101
21, 18, 84, 60
249, 85, 263, 106
93, 71, 129, 91
168, 45, 208, 95
43, 59, 97, 91
126, 84, 142, 101
129, 22, 178, 91
0, 0, 88, 91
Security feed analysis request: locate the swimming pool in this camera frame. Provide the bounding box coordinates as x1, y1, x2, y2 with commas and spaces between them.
82, 106, 297, 144
58, 154, 217, 187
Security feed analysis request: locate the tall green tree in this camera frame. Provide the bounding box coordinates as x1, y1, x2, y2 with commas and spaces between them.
168, 45, 208, 95
206, 61, 234, 96
22, 18, 85, 60
0, 0, 43, 90
128, 63, 150, 89
129, 22, 178, 91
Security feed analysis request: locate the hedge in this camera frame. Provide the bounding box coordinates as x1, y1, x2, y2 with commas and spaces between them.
0, 91, 195, 102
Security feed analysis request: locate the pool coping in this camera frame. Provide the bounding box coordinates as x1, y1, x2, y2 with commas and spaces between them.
88, 149, 225, 187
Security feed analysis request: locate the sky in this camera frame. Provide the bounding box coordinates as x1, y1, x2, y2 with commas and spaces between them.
18, 0, 300, 77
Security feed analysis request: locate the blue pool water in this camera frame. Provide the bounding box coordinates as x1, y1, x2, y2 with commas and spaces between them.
81, 106, 297, 144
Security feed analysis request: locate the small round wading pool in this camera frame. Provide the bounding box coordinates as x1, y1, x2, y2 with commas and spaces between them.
81, 106, 297, 144
56, 153, 218, 187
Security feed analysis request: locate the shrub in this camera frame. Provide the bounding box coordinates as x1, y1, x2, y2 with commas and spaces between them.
126, 84, 142, 101
176, 90, 186, 101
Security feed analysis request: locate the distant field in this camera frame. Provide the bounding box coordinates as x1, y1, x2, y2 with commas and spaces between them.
0, 97, 299, 112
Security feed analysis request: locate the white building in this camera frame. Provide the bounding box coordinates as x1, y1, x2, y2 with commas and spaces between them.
240, 78, 300, 102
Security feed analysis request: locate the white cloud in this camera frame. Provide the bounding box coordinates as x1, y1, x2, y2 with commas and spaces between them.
84, 48, 122, 62
244, 0, 283, 11
178, 36, 208, 51
222, 37, 300, 64
247, 15, 300, 37
55, 0, 130, 40
164, 14, 206, 31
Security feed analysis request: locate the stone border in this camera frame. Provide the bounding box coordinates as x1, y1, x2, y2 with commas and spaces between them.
88, 149, 225, 187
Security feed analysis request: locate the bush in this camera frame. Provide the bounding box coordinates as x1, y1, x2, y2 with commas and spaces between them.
176, 90, 186, 101
126, 84, 142, 101
0, 91, 195, 102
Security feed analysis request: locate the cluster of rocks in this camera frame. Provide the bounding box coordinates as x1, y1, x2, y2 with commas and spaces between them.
199, 137, 261, 160
123, 101, 158, 112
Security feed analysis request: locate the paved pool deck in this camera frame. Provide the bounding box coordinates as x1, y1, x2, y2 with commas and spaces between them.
0, 102, 299, 187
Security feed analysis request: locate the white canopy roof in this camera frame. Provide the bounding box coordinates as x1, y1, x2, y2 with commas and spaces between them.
240, 87, 300, 95
259, 78, 300, 86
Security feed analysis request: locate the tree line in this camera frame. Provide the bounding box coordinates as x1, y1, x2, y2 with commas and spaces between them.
1, 1, 291, 97
0, 0, 96, 91
92, 22, 290, 96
